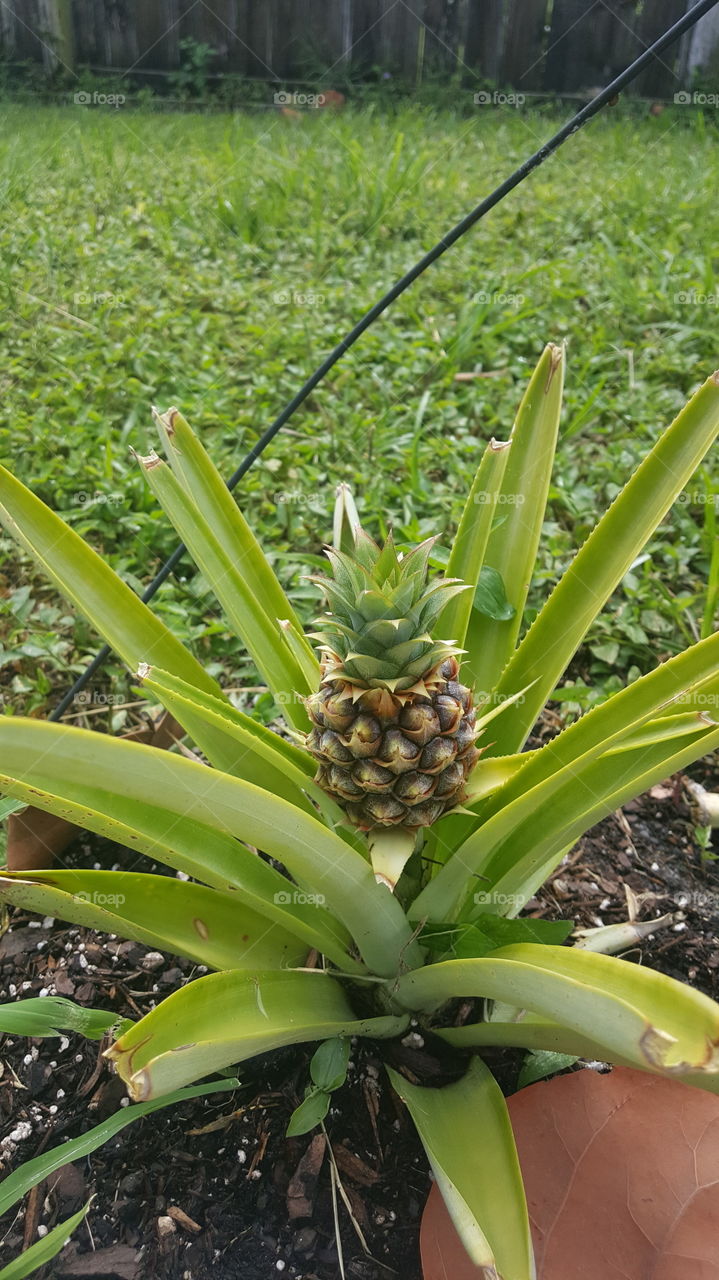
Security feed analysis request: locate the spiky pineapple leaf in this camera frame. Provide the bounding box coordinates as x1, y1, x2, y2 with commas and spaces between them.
332, 484, 361, 554
0, 870, 309, 972
107, 969, 408, 1100
415, 627, 719, 923
136, 453, 311, 730
154, 407, 316, 683
440, 436, 511, 648
489, 367, 719, 755
396, 944, 719, 1090
0, 718, 422, 976
0, 465, 222, 699
463, 343, 564, 693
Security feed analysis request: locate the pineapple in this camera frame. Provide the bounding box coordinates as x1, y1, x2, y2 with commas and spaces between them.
305, 529, 480, 832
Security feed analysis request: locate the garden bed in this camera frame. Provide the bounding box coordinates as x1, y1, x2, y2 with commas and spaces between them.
1, 767, 718, 1280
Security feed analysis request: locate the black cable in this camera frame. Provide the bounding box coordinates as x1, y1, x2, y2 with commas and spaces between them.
50, 0, 719, 722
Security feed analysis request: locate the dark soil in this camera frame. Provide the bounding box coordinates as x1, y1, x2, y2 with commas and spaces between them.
2, 761, 719, 1280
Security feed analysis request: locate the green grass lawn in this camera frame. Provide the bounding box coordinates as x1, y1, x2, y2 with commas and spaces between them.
0, 100, 717, 725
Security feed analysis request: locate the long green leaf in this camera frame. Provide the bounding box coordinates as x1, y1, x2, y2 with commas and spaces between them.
441, 712, 711, 863
439, 1016, 719, 1092
420, 751, 533, 874
493, 635, 719, 804
137, 667, 358, 842
440, 1015, 602, 1055
0, 1080, 239, 1216
0, 726, 354, 970
0, 1202, 92, 1280
465, 343, 564, 695
0, 798, 24, 821
0, 465, 221, 698
107, 969, 408, 1099
388, 1059, 534, 1278
155, 406, 316, 671
136, 665, 321, 814
605, 710, 718, 752
137, 452, 310, 730
0, 769, 355, 969
439, 437, 511, 649
0, 871, 308, 970
139, 666, 313, 773
490, 368, 719, 753
394, 946, 719, 1089
0, 719, 420, 975
475, 718, 719, 918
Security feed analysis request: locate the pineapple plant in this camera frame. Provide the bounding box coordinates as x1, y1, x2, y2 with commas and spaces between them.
2, 345, 719, 1280
306, 532, 480, 831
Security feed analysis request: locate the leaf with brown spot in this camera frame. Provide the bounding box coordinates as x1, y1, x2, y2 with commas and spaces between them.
0, 869, 307, 973
421, 1066, 719, 1279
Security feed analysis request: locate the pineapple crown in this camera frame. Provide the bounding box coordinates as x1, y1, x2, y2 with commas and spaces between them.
309, 529, 469, 693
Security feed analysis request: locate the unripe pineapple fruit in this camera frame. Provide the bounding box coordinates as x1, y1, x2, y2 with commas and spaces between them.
306, 529, 480, 832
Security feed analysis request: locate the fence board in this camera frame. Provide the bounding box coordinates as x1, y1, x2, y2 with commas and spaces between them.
4, 0, 46, 62
71, 0, 98, 65
375, 0, 422, 77
243, 0, 275, 77
501, 0, 548, 89
320, 0, 354, 73
99, 0, 137, 70
265, 0, 301, 79
546, 0, 624, 93
0, 3, 16, 56
465, 0, 504, 81
421, 0, 462, 75
604, 1, 644, 85
228, 0, 254, 76
636, 0, 687, 96
133, 0, 182, 71
278, 0, 347, 79
37, 0, 75, 71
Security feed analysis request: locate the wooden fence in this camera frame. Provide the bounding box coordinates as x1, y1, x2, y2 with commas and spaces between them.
2, 1, 718, 96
